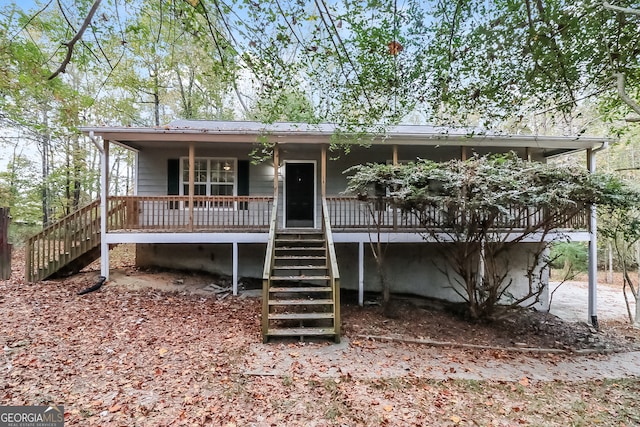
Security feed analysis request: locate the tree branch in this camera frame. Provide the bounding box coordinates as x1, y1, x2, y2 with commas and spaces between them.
614, 72, 640, 116
9, 0, 54, 41
603, 1, 640, 16
48, 0, 102, 80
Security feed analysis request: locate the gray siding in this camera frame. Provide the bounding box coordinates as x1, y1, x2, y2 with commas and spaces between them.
135, 141, 548, 230
136, 141, 541, 198
136, 143, 275, 197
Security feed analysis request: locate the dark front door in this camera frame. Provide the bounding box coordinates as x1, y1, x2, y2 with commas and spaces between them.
285, 162, 314, 227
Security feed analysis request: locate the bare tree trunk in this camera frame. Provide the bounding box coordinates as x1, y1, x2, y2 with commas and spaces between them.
114, 153, 120, 195
65, 141, 71, 215
636, 243, 640, 328
635, 287, 640, 328
152, 65, 160, 126
125, 152, 131, 195
607, 240, 613, 284
88, 145, 99, 199
367, 204, 394, 317
40, 107, 52, 226
636, 242, 640, 294
72, 136, 82, 210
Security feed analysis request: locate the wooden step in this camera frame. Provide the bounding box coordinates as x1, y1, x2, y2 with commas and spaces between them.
274, 255, 326, 260
269, 286, 332, 293
276, 236, 324, 241
270, 275, 330, 281
266, 327, 336, 336
269, 299, 334, 306
276, 238, 325, 244
272, 265, 328, 270
277, 230, 322, 235
268, 312, 334, 320
275, 247, 325, 252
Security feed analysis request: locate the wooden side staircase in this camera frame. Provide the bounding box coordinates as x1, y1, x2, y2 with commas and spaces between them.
262, 199, 341, 342
25, 199, 126, 282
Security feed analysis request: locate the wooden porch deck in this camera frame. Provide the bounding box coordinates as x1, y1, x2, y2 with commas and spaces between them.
25, 195, 589, 282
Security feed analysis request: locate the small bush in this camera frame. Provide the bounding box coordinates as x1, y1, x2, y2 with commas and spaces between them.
9, 223, 42, 247
550, 242, 588, 274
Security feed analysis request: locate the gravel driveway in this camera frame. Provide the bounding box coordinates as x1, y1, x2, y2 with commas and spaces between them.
549, 280, 634, 323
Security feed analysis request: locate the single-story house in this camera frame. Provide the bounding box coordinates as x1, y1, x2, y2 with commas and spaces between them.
25, 120, 607, 342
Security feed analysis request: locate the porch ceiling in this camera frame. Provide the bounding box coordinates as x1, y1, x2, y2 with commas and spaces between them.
80, 120, 608, 157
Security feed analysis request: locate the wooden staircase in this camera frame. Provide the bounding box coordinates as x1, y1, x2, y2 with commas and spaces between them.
262, 199, 341, 342
25, 199, 126, 282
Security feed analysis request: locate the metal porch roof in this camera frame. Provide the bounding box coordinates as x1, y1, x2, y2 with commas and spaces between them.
80, 120, 609, 156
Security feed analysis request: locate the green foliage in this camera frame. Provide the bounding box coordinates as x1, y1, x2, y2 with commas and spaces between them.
346, 153, 638, 215
3, 0, 640, 136
549, 242, 588, 273
346, 153, 640, 318
0, 153, 41, 225
250, 89, 318, 123
2, 0, 640, 242
8, 222, 41, 246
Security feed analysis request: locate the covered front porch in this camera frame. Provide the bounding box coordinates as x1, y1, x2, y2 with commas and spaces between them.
31, 120, 606, 324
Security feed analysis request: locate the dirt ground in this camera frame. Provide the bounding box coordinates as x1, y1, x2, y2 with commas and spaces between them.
2, 245, 640, 425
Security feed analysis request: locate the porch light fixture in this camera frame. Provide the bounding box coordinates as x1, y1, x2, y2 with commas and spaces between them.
223, 161, 231, 171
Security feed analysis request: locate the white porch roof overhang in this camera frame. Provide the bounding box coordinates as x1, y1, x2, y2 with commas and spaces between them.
80, 120, 609, 158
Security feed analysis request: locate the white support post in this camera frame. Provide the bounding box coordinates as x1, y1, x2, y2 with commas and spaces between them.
588, 204, 598, 327
188, 144, 195, 230
587, 148, 598, 328
100, 139, 109, 279
358, 241, 364, 306
321, 144, 327, 198
232, 241, 238, 296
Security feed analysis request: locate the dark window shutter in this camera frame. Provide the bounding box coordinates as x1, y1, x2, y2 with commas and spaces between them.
237, 160, 249, 210
167, 159, 179, 209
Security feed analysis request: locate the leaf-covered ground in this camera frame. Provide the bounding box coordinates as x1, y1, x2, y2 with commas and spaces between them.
2, 248, 640, 426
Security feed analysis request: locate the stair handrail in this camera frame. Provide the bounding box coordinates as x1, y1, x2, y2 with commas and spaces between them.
26, 199, 101, 246
25, 199, 102, 282
24, 197, 128, 282
261, 194, 279, 339
321, 197, 341, 341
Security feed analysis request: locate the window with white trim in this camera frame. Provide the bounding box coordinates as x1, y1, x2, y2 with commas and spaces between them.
180, 157, 236, 208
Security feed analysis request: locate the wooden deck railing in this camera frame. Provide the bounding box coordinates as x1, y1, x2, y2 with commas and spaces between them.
326, 197, 589, 232
25, 195, 274, 282
107, 196, 274, 231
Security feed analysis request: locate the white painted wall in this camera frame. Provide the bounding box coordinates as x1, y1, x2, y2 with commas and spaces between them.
136, 241, 550, 310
